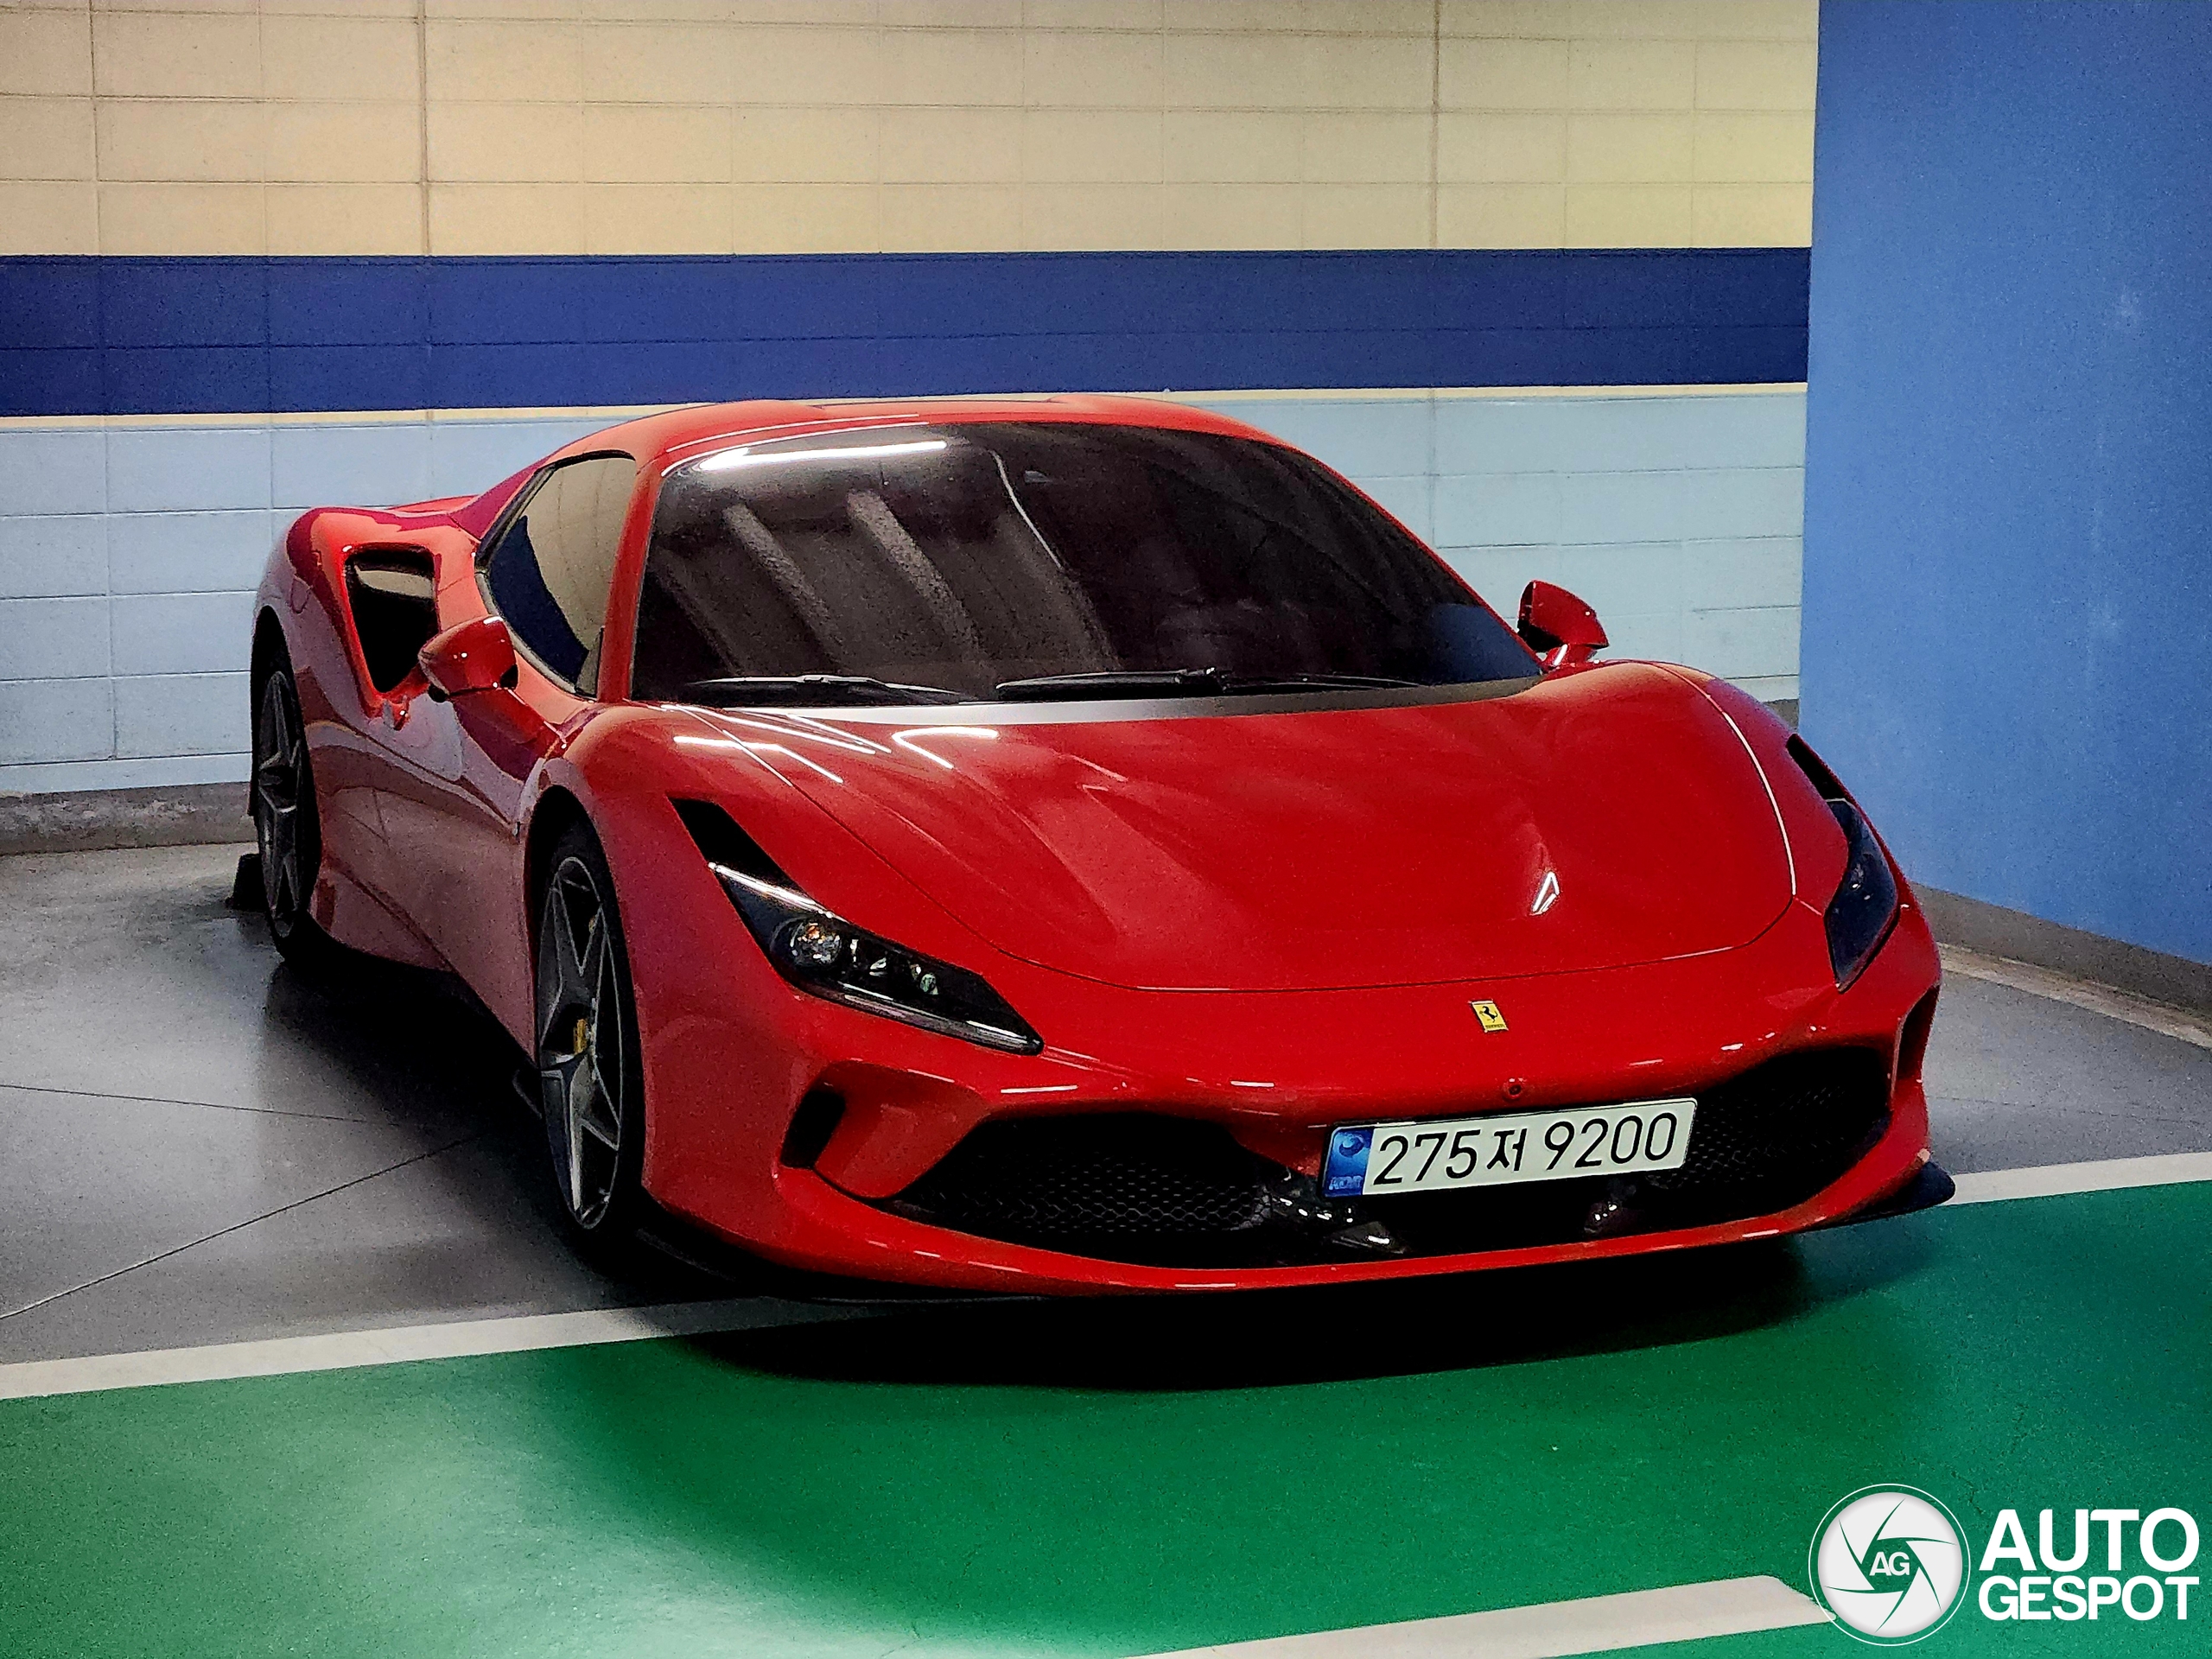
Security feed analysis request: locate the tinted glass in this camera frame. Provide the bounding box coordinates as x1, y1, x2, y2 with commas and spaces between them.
630, 423, 1534, 702
482, 453, 638, 691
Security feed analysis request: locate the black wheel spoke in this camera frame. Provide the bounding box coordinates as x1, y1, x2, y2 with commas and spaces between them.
535, 853, 626, 1231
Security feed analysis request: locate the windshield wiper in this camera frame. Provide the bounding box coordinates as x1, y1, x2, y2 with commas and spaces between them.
993, 668, 1418, 701
678, 675, 976, 707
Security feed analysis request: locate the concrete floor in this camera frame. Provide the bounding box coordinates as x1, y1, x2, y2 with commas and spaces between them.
3, 841, 2210, 1365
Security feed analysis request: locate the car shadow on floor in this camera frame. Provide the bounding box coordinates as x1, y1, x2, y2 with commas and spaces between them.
691, 1212, 1941, 1392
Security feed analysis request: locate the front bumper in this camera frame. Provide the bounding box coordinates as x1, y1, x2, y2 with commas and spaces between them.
631, 867, 1943, 1294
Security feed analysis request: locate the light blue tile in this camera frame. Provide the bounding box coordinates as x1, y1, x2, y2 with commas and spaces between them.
1557, 471, 1690, 544
271, 422, 433, 512
1437, 547, 1558, 615
1535, 395, 1808, 474
1681, 467, 1803, 541
1350, 474, 1433, 541
1594, 608, 1687, 666
1683, 603, 1802, 681
111, 590, 257, 677
1548, 543, 1690, 622
1433, 397, 1599, 475
0, 752, 249, 793
0, 676, 112, 766
0, 595, 109, 679
108, 510, 277, 595
428, 420, 598, 497
0, 429, 106, 517
1680, 537, 1803, 610
1211, 398, 1431, 479
114, 671, 251, 759
107, 426, 272, 512
0, 517, 107, 600
1433, 473, 1560, 547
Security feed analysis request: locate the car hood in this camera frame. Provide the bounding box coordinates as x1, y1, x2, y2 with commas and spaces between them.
684, 664, 1793, 993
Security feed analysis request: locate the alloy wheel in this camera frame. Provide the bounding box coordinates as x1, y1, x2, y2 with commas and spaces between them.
537, 856, 626, 1230
253, 674, 308, 938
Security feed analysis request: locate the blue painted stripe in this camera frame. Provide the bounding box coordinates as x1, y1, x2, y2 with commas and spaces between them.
0, 249, 1807, 419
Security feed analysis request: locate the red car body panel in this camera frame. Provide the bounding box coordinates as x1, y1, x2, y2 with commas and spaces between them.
253, 395, 1942, 1294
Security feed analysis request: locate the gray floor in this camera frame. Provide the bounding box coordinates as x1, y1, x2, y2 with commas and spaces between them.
3, 842, 2208, 1366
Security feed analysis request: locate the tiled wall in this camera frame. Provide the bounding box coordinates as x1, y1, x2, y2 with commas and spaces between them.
0, 385, 1804, 793
0, 0, 1815, 258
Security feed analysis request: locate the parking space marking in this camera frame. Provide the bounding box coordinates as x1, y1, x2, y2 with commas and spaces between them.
0, 1298, 859, 1402
1139, 1575, 1829, 1659
1939, 944, 2212, 1050
1949, 1149, 2212, 1205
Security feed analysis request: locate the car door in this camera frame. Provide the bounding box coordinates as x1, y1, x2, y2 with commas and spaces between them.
372, 452, 639, 1033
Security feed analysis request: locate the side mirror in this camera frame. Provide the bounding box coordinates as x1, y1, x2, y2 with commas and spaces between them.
1517, 581, 1609, 668
419, 614, 518, 702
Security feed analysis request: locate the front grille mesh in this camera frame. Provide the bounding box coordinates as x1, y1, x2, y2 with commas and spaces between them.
888, 1046, 1893, 1268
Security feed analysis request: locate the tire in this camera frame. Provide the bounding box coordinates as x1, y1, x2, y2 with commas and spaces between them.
251, 656, 340, 971
533, 821, 650, 1248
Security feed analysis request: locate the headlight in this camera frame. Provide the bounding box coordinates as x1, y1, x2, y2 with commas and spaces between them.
1821, 798, 1899, 990
709, 863, 1042, 1055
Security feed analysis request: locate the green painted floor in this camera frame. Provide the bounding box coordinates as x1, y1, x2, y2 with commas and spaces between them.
4, 1185, 2209, 1659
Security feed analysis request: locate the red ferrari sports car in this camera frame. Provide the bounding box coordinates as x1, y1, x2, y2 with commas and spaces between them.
248, 394, 1947, 1294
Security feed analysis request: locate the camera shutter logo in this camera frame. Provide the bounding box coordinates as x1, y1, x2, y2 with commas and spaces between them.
1810, 1487, 1971, 1643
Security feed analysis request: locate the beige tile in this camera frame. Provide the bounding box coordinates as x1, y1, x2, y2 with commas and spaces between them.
1440, 1, 1573, 38
1564, 181, 1693, 246
1567, 39, 1694, 109
1693, 110, 1811, 182
1439, 38, 1567, 111
1696, 40, 1817, 110
1163, 1, 1299, 29
266, 182, 423, 253
878, 182, 1020, 250
1165, 34, 1308, 110
1570, 0, 1815, 41
1020, 181, 1162, 249
1437, 111, 1564, 183
880, 27, 1024, 105
1693, 181, 1808, 245
583, 105, 733, 182
1301, 181, 1426, 249
1023, 0, 1163, 29
267, 105, 421, 184
1023, 29, 1162, 108
261, 15, 421, 101
731, 181, 878, 252
880, 106, 1020, 182
0, 181, 98, 253
427, 182, 583, 252
898, 0, 1023, 24
724, 0, 879, 21
425, 19, 583, 102
1162, 181, 1300, 249
734, 107, 879, 183
99, 182, 265, 252
583, 183, 733, 252
731, 28, 882, 105
0, 97, 95, 180
265, 0, 419, 15
1162, 110, 1299, 181
1022, 109, 1161, 182
1300, 112, 1427, 183
92, 10, 258, 99
1303, 0, 1433, 33
1437, 181, 1566, 246
582, 22, 738, 104
97, 101, 266, 183
1300, 34, 1433, 111
1566, 112, 1693, 182
429, 103, 583, 182
0, 10, 92, 98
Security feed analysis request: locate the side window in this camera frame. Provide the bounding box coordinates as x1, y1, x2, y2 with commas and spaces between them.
480, 453, 638, 693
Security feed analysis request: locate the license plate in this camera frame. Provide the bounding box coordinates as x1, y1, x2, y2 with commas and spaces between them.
1322, 1099, 1698, 1198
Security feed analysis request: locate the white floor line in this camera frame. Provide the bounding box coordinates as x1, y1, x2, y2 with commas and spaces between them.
6, 1152, 2211, 1405
0, 1297, 856, 1403
1138, 1575, 1828, 1659
1949, 1149, 2212, 1205
1940, 944, 2212, 1052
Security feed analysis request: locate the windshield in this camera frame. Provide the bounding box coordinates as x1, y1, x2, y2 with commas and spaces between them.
629, 422, 1535, 704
